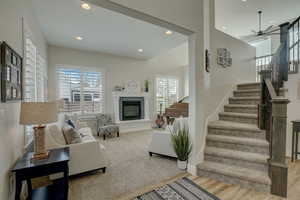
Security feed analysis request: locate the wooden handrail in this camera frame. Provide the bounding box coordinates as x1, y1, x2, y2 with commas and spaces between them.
265, 79, 277, 99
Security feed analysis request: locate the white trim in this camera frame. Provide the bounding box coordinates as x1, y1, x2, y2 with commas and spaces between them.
187, 163, 197, 175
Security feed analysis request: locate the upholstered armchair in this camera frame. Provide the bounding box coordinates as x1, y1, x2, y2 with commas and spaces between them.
97, 114, 120, 140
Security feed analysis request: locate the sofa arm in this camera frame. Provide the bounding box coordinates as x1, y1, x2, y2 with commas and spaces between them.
148, 131, 177, 158
68, 141, 108, 175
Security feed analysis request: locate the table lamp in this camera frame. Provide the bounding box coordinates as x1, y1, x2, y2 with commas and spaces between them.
20, 102, 58, 160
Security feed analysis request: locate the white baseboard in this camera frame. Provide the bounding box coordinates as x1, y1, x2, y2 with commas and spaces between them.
187, 163, 197, 175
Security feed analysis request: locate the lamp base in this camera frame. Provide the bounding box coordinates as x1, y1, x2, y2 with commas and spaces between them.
32, 125, 48, 160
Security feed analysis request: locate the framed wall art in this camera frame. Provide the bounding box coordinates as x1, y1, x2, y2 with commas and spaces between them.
217, 48, 232, 68
0, 42, 23, 102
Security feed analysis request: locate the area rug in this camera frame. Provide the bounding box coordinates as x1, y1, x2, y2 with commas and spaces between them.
134, 177, 220, 200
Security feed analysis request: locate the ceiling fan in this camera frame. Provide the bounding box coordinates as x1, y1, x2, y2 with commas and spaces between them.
241, 11, 279, 42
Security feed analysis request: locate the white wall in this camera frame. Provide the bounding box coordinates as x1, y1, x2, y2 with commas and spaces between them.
251, 38, 272, 57
0, 0, 47, 199
47, 43, 188, 119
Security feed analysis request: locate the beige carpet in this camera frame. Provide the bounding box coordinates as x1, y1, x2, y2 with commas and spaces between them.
69, 130, 182, 200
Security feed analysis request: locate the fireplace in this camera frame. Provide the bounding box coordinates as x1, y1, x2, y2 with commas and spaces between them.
119, 97, 145, 121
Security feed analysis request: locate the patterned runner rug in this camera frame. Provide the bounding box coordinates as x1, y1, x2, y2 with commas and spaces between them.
134, 177, 220, 200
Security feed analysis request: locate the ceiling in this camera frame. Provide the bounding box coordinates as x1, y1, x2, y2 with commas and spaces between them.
31, 0, 187, 60
215, 0, 300, 39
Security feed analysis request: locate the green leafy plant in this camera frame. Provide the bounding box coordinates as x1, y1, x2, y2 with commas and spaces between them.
170, 126, 192, 161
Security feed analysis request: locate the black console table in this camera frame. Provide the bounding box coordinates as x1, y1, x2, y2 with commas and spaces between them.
12, 147, 70, 200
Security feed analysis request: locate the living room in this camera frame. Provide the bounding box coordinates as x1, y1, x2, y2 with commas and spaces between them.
1, 0, 191, 199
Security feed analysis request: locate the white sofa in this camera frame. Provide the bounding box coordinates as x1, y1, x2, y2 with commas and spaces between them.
45, 124, 108, 176
148, 117, 189, 158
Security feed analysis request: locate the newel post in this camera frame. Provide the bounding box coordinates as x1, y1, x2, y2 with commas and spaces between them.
270, 97, 289, 197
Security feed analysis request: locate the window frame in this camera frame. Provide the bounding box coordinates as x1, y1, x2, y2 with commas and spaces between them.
155, 75, 179, 114
56, 65, 106, 114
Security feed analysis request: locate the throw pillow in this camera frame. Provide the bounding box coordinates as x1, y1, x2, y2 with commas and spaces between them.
62, 125, 82, 144
48, 125, 66, 145
66, 119, 76, 129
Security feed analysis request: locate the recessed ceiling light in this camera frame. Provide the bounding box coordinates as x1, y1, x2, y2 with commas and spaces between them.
165, 30, 173, 35
138, 49, 143, 53
242, 0, 247, 2
81, 2, 91, 10
75, 36, 83, 41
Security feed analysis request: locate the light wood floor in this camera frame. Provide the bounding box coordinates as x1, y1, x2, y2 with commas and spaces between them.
116, 160, 300, 200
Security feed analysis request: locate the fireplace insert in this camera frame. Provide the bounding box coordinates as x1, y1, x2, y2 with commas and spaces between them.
119, 97, 145, 121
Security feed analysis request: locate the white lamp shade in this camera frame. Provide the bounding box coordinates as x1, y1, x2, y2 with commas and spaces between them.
20, 102, 58, 125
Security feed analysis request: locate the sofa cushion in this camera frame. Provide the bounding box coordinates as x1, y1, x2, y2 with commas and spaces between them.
78, 127, 95, 142
48, 125, 66, 145
78, 127, 93, 137
62, 125, 82, 144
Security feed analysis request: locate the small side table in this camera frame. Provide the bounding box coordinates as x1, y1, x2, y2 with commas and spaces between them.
291, 120, 300, 162
12, 147, 70, 200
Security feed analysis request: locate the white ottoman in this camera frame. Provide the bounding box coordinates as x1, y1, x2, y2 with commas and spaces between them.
148, 130, 177, 158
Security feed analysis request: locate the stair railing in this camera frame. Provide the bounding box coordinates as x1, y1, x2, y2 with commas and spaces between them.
258, 22, 291, 197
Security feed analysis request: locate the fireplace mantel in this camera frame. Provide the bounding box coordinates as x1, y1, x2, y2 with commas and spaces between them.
112, 91, 151, 123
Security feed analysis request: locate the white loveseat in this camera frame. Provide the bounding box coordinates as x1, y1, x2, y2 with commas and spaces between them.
45, 124, 108, 176
148, 117, 189, 158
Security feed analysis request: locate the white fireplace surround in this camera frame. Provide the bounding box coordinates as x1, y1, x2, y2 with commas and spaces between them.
112, 91, 151, 124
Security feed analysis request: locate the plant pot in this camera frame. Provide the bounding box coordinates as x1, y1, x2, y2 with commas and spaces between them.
177, 160, 187, 170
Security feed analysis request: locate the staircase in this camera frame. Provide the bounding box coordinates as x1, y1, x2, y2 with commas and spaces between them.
197, 82, 271, 192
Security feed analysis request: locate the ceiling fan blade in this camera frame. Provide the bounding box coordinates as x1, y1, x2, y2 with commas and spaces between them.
264, 25, 273, 32
252, 30, 258, 34
265, 28, 280, 34
265, 33, 280, 36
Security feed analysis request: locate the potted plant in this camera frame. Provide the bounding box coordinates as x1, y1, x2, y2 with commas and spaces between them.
170, 125, 192, 170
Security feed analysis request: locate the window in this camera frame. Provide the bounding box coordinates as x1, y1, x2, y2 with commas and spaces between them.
156, 76, 179, 114
24, 38, 48, 146
57, 68, 105, 113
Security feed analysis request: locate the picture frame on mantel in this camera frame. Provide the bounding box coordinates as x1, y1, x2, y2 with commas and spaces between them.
0, 42, 23, 102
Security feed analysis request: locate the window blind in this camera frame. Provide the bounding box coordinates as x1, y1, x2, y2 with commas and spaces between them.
156, 77, 179, 114
24, 38, 48, 146
57, 68, 104, 113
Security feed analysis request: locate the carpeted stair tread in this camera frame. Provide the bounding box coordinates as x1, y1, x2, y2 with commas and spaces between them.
206, 134, 269, 147
197, 161, 271, 185
208, 120, 261, 132
237, 82, 260, 87
229, 96, 260, 100
219, 112, 257, 118
205, 147, 268, 164
237, 82, 260, 86
224, 104, 257, 109
234, 89, 260, 93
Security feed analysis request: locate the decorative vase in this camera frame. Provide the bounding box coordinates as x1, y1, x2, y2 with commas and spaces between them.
177, 160, 187, 170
